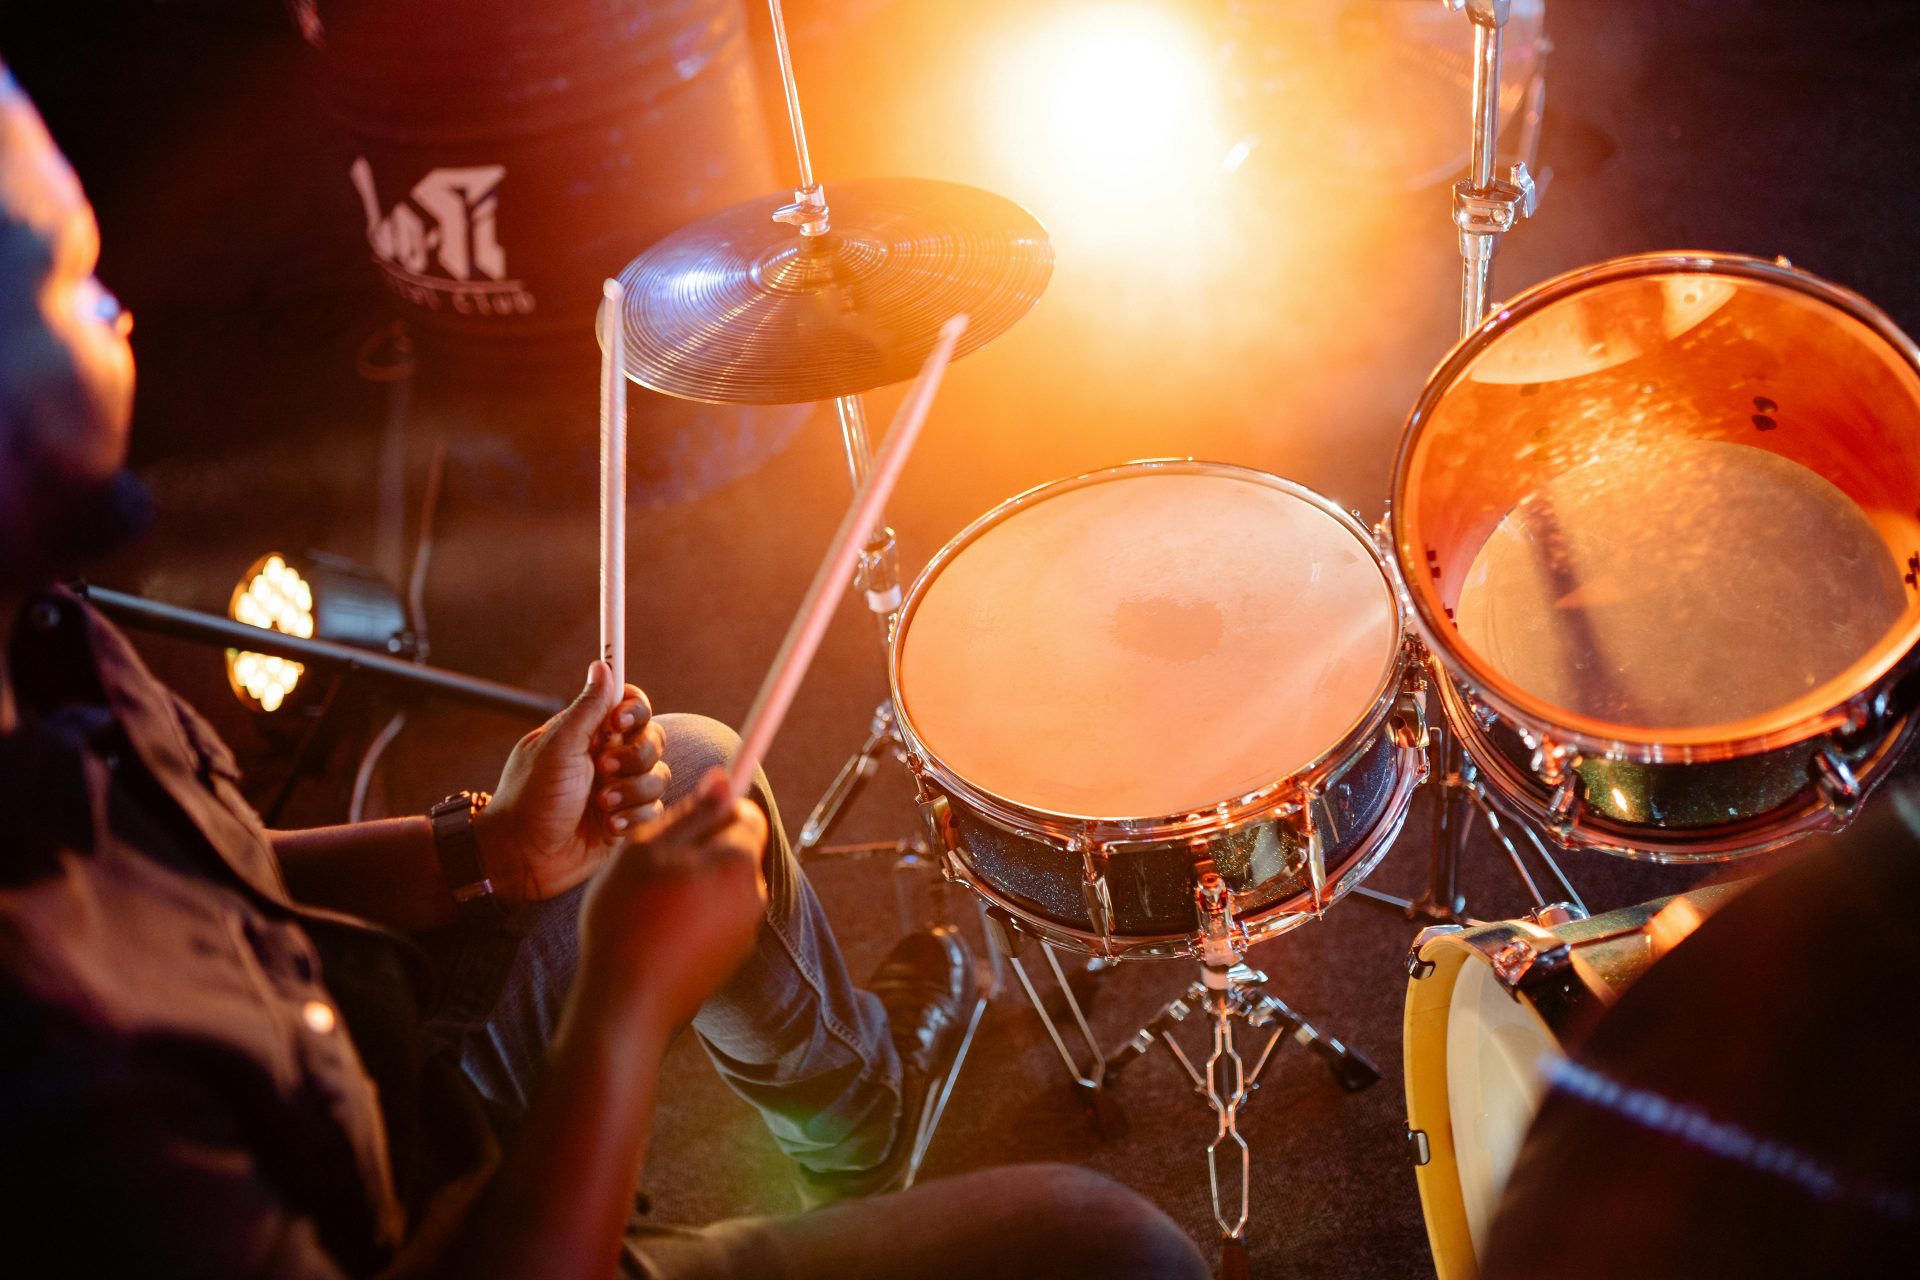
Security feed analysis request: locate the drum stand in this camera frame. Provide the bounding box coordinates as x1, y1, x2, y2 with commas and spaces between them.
755, 0, 987, 1186
986, 871, 1380, 1279
1358, 0, 1583, 926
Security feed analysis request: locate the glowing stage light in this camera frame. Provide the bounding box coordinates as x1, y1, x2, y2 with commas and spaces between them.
981, 3, 1228, 261
226, 552, 413, 714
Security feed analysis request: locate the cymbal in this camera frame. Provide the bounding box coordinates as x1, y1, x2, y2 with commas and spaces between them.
614, 178, 1053, 405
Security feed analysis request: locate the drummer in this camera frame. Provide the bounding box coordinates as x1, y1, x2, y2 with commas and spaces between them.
0, 63, 1209, 1280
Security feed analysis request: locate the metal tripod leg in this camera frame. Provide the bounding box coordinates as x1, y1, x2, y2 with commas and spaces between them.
995, 873, 1383, 1278
797, 702, 899, 853
1357, 719, 1585, 922
901, 988, 989, 1190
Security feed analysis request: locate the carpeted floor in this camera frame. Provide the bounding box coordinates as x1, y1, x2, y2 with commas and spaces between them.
5, 1, 1915, 1274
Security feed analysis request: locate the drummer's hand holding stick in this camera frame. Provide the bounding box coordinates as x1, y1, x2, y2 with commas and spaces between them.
467, 279, 663, 902
432, 283, 774, 1280
440, 764, 769, 1280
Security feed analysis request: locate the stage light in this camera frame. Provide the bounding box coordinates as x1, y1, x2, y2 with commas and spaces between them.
226, 552, 413, 714
981, 3, 1227, 261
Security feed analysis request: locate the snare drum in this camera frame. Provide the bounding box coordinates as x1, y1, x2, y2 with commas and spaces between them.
1403, 884, 1744, 1280
891, 460, 1428, 959
1392, 253, 1920, 859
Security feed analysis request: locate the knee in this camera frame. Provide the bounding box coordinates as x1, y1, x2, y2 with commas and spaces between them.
997, 1165, 1210, 1280
653, 713, 739, 805
652, 712, 797, 914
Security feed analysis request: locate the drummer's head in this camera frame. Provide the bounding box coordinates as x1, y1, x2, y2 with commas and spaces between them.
0, 61, 144, 591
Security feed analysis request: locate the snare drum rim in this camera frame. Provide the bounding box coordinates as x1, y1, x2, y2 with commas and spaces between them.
890, 458, 1411, 843
1391, 251, 1920, 763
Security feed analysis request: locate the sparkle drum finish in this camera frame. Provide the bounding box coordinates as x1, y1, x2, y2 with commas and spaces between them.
892, 461, 1428, 959
1392, 253, 1920, 860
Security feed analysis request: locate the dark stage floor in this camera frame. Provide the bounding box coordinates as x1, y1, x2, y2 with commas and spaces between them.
5, 1, 1917, 1275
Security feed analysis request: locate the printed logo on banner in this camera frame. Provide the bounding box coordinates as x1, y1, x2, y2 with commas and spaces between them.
350, 158, 536, 316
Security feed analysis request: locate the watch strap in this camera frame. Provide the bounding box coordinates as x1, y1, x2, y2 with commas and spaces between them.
429, 790, 494, 905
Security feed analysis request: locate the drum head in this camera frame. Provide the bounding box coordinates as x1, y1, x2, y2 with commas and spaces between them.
1446, 958, 1558, 1260
895, 463, 1400, 822
1394, 254, 1920, 752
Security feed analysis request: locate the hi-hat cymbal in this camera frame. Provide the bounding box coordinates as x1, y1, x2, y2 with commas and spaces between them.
615, 178, 1053, 405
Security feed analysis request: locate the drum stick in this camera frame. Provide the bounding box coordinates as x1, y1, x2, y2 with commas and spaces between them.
727, 315, 970, 799
599, 279, 627, 695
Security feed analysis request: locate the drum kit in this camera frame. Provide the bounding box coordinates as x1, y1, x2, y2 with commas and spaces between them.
608, 0, 1920, 1275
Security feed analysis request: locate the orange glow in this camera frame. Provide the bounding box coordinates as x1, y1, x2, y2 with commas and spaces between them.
979, 4, 1228, 264
1647, 895, 1707, 958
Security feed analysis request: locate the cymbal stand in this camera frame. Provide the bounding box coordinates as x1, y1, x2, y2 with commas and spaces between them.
754, 0, 908, 860
759, 0, 984, 1182
1360, 0, 1580, 924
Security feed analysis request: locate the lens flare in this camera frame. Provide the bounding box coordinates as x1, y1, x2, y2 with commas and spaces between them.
981, 3, 1227, 262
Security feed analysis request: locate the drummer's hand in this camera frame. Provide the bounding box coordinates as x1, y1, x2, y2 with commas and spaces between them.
576, 769, 769, 1035
479, 661, 670, 904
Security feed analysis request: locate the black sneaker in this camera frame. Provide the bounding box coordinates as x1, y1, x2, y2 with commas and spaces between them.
796, 925, 977, 1206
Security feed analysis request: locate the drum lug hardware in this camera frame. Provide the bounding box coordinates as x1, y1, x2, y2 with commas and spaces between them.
1407, 925, 1462, 978
1390, 689, 1429, 752
1491, 930, 1573, 993
1526, 901, 1587, 928
1405, 1124, 1431, 1167
1468, 696, 1498, 733
1546, 776, 1582, 840
1812, 742, 1864, 816
1535, 741, 1584, 840
1532, 739, 1579, 786
921, 794, 960, 856
1076, 841, 1118, 957
980, 905, 1028, 958
1835, 692, 1889, 754
1302, 806, 1328, 920
1194, 868, 1240, 973
1490, 937, 1537, 987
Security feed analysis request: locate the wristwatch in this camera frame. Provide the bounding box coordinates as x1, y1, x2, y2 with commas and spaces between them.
429, 790, 495, 907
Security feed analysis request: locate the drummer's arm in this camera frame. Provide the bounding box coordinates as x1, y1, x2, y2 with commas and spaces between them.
431, 776, 767, 1280
275, 663, 666, 930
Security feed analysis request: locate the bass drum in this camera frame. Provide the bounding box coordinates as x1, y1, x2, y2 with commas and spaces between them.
891, 460, 1428, 959
1391, 253, 1920, 859
1402, 884, 1745, 1279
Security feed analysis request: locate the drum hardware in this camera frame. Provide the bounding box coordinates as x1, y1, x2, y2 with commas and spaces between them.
1215, 1, 1547, 195
1428, 646, 1920, 860
1447, 0, 1540, 333
1431, 0, 1561, 910
1402, 886, 1743, 1278
894, 461, 1420, 1272
986, 869, 1382, 1273
1353, 0, 1576, 927
1353, 669, 1588, 922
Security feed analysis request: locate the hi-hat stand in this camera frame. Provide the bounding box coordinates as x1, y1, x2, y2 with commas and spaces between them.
1356, 0, 1583, 926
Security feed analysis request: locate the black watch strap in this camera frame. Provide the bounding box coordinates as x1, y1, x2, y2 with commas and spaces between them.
429, 790, 494, 905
